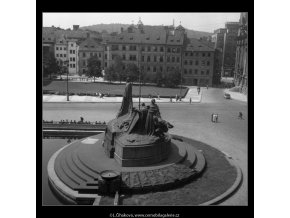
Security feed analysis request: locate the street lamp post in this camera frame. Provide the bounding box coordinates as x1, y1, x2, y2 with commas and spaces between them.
64, 60, 69, 101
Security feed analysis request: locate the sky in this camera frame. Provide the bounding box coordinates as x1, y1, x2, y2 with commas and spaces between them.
43, 13, 241, 33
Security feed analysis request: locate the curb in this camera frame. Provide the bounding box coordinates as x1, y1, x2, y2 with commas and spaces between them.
198, 155, 243, 206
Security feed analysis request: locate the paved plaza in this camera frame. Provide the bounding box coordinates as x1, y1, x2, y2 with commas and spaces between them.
43, 87, 247, 205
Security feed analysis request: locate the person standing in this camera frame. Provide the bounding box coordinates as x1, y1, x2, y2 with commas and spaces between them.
175, 94, 178, 102
190, 97, 192, 104
239, 112, 243, 119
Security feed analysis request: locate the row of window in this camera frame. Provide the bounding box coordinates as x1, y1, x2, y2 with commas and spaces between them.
70, 50, 76, 54
184, 69, 210, 75
81, 52, 102, 58
70, 64, 76, 68
184, 60, 211, 66
140, 66, 179, 73
56, 54, 66, 57
184, 52, 211, 57
110, 45, 181, 53
56, 47, 66, 51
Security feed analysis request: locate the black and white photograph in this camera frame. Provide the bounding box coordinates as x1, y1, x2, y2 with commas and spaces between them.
41, 12, 248, 206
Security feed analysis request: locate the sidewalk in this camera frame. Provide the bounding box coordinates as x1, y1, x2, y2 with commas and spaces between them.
224, 89, 247, 102
43, 87, 202, 103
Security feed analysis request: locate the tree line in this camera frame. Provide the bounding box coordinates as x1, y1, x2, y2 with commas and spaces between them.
43, 54, 182, 88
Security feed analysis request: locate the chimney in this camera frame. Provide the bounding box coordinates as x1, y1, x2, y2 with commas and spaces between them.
73, 25, 79, 31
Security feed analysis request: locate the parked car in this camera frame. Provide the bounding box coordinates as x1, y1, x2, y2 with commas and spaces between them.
224, 93, 231, 99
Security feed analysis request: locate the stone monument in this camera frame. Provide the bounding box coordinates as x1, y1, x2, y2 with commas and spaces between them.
103, 79, 173, 166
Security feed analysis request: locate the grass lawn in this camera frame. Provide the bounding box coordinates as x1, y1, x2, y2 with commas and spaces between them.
43, 81, 188, 98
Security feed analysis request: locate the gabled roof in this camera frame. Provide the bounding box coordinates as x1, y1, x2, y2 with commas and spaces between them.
79, 38, 104, 51
185, 38, 215, 52
107, 25, 185, 45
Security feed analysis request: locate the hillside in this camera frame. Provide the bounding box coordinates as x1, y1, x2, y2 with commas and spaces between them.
80, 23, 212, 39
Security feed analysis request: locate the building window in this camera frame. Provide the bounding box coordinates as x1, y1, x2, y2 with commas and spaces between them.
90, 53, 93, 57
112, 45, 118, 51
83, 61, 86, 66
64, 54, 66, 57
60, 54, 62, 57
167, 47, 171, 53
153, 66, 156, 72
195, 69, 198, 74
208, 53, 211, 57
70, 57, 72, 61
83, 53, 86, 57
60, 47, 62, 50
147, 46, 151, 52
207, 61, 210, 66
123, 55, 126, 60
147, 56, 151, 62
70, 50, 72, 54
71, 43, 73, 47
177, 48, 180, 53
160, 47, 164, 52
64, 47, 66, 50
105, 62, 107, 67
206, 70, 209, 75
190, 52, 193, 56
195, 60, 199, 66
73, 57, 75, 61
147, 66, 150, 71
189, 60, 193, 65
73, 64, 75, 68
154, 56, 157, 62
160, 56, 163, 62
153, 46, 157, 52
129, 45, 136, 51
202, 60, 206, 66
202, 53, 205, 57
184, 69, 187, 74
105, 54, 107, 59
184, 60, 188, 65
201, 71, 204, 75
70, 64, 72, 68
99, 53, 101, 58
56, 54, 59, 57
141, 56, 144, 62
129, 55, 137, 61
172, 57, 175, 62
167, 56, 170, 62
176, 57, 180, 62
196, 52, 199, 57
160, 66, 163, 72
73, 50, 75, 54
172, 48, 176, 53
141, 46, 145, 51
56, 47, 59, 50
122, 46, 126, 51
189, 69, 192, 74
185, 52, 188, 56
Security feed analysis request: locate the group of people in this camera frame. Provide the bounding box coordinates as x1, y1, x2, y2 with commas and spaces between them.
43, 118, 106, 125
211, 112, 244, 123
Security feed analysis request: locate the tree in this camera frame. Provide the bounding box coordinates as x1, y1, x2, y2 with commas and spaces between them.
125, 63, 139, 82
43, 54, 60, 80
164, 69, 182, 88
104, 65, 118, 83
87, 54, 102, 82
155, 70, 163, 87
112, 55, 125, 83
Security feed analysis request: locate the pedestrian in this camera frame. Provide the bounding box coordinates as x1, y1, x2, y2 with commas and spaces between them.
157, 94, 160, 100
189, 97, 192, 104
175, 94, 178, 102
211, 113, 214, 122
238, 112, 243, 119
170, 96, 172, 103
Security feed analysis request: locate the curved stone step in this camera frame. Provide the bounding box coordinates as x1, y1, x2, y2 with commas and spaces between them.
60, 154, 83, 187
71, 149, 100, 180
65, 152, 92, 183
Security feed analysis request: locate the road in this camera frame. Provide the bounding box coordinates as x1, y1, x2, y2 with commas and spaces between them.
43, 87, 248, 205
